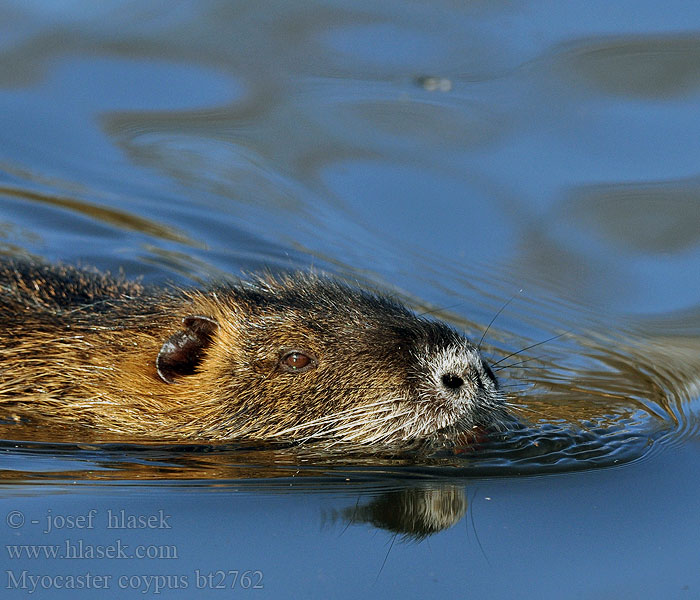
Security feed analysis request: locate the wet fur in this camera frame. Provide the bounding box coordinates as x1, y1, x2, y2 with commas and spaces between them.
0, 260, 506, 444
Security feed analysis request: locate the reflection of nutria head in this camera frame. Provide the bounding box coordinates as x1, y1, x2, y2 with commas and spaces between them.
335, 486, 468, 539
0, 261, 506, 446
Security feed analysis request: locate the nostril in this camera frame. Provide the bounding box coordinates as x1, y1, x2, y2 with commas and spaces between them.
441, 373, 464, 390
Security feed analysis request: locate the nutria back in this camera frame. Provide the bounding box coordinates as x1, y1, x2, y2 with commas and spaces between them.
0, 260, 506, 446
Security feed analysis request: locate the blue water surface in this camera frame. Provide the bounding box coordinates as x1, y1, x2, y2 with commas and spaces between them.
1, 1, 700, 598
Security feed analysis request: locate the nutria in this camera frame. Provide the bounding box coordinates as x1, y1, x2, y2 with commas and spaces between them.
0, 260, 506, 446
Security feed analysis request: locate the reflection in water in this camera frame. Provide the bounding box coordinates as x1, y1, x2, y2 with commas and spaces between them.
506, 179, 700, 313
328, 485, 467, 540
0, 184, 194, 245
564, 179, 700, 253
553, 35, 700, 98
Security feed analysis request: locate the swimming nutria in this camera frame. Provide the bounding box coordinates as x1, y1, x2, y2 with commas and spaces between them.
0, 260, 506, 446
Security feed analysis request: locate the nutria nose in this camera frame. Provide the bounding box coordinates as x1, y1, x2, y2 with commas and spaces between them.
441, 373, 465, 390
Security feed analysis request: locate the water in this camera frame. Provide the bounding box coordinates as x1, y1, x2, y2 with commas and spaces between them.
1, 1, 700, 598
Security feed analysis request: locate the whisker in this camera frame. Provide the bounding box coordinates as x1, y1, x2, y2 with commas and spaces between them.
491, 332, 569, 368
494, 364, 538, 373
478, 292, 520, 350
344, 410, 414, 444
276, 401, 400, 438
341, 411, 413, 442
276, 399, 400, 434
492, 355, 543, 372
313, 411, 393, 437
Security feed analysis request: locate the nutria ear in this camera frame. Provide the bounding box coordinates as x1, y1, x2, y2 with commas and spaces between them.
156, 316, 219, 384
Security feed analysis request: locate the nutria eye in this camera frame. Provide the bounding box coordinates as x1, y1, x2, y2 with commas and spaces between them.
280, 350, 316, 373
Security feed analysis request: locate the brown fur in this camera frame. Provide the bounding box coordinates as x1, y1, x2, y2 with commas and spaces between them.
0, 260, 505, 445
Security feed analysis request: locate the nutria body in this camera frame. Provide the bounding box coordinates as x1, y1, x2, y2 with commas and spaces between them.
0, 260, 506, 445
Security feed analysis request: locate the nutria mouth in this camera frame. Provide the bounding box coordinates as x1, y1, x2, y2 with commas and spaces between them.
0, 260, 507, 445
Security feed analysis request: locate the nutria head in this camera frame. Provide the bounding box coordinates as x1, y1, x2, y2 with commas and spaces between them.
155, 275, 505, 445
0, 261, 507, 446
